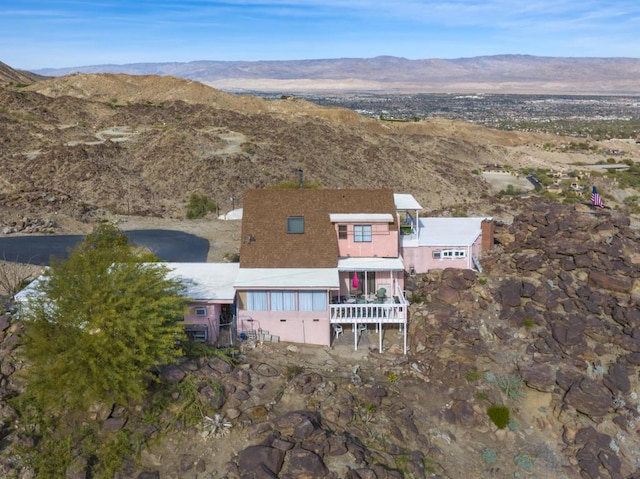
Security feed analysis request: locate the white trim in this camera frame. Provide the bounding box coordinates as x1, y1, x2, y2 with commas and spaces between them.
235, 268, 339, 288
330, 213, 393, 223
338, 256, 405, 271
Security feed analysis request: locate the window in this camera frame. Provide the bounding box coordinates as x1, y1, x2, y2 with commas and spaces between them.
270, 290, 296, 311
439, 249, 466, 259
287, 216, 304, 234
247, 291, 268, 311
194, 307, 207, 316
432, 251, 441, 259
299, 291, 327, 311
354, 225, 372, 242
338, 224, 347, 239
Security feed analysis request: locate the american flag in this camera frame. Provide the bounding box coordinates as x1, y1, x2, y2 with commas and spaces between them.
591, 186, 605, 208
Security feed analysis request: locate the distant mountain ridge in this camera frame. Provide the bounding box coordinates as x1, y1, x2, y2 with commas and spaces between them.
32, 55, 640, 94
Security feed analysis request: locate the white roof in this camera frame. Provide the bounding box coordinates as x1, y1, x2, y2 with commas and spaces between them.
235, 268, 339, 289
418, 217, 488, 247
14, 274, 47, 302
217, 208, 243, 220
338, 256, 405, 271
394, 193, 423, 211
329, 213, 394, 223
164, 262, 239, 300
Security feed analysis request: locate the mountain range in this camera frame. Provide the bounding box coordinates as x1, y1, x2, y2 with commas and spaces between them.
32, 55, 640, 95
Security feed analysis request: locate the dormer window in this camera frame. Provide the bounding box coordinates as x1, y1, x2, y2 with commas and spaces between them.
287, 216, 304, 234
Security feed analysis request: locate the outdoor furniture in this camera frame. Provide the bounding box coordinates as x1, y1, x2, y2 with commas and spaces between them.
376, 287, 387, 302
357, 323, 368, 336
332, 324, 343, 339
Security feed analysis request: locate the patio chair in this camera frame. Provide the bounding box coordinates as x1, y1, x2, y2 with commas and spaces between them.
332, 324, 343, 339
375, 287, 387, 302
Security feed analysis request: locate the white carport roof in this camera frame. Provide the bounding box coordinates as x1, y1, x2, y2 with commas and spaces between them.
164, 262, 239, 301
418, 217, 489, 247
338, 256, 405, 271
235, 268, 339, 289
394, 193, 422, 210
14, 274, 47, 302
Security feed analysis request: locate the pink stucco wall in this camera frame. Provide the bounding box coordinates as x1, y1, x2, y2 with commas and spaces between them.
237, 311, 331, 346
402, 236, 484, 274
183, 301, 222, 344
336, 224, 399, 258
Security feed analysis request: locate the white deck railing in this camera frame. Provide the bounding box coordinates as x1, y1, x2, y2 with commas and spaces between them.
329, 285, 408, 324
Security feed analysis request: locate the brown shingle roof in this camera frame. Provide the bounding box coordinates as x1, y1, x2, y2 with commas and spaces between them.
240, 189, 396, 268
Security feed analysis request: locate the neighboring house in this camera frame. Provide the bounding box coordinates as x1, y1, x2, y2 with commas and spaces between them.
236, 188, 409, 352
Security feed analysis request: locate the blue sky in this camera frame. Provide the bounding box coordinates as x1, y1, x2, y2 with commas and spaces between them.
2, 1, 639, 70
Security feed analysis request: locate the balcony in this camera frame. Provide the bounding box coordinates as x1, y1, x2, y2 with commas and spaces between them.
330, 285, 408, 326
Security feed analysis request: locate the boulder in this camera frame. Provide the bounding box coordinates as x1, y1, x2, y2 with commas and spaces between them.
283, 447, 329, 479
519, 363, 555, 392
237, 445, 285, 477
564, 378, 612, 418
159, 365, 185, 383
588, 271, 633, 293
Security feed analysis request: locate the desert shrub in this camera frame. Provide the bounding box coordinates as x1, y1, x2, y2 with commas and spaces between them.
514, 453, 533, 471
484, 372, 497, 383
481, 447, 498, 464
496, 374, 525, 401
497, 184, 526, 197
487, 404, 510, 429
223, 252, 240, 263
241, 142, 256, 154
284, 365, 304, 380
474, 391, 489, 402
465, 369, 482, 382
523, 318, 536, 329
186, 194, 217, 219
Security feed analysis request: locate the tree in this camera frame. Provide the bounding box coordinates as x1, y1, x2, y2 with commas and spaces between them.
19, 224, 187, 413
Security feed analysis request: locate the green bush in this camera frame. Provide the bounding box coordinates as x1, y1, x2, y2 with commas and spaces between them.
487, 404, 510, 429
465, 369, 482, 382
186, 194, 217, 219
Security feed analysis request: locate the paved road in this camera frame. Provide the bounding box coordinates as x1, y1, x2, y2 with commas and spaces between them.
0, 230, 209, 265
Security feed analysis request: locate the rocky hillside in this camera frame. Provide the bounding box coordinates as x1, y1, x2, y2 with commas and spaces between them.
1, 200, 639, 478
3, 70, 639, 236
0, 61, 45, 85
0, 72, 512, 227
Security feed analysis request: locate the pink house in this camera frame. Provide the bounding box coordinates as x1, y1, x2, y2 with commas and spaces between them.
14, 189, 493, 355
236, 189, 409, 353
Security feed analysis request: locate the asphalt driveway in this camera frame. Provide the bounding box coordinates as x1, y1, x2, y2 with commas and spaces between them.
0, 230, 210, 265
